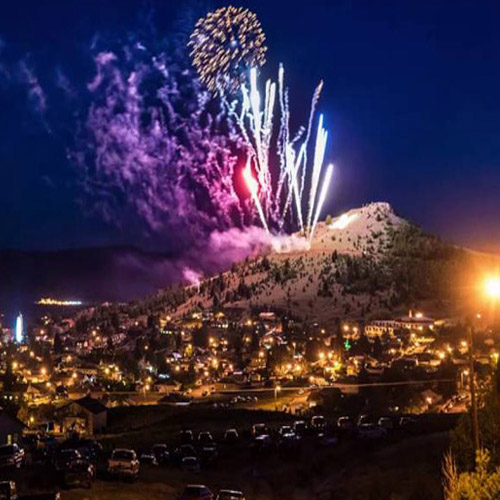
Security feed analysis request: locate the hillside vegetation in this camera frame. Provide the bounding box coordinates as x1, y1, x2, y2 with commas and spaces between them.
123, 203, 477, 321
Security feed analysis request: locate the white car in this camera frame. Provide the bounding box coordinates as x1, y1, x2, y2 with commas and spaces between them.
0, 444, 24, 469
107, 449, 140, 479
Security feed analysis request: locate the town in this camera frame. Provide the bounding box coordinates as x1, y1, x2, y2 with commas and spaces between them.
0, 290, 498, 498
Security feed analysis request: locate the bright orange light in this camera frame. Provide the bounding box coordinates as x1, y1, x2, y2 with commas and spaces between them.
486, 277, 500, 299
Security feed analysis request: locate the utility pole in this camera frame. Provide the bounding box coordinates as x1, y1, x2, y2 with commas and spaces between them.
468, 324, 480, 455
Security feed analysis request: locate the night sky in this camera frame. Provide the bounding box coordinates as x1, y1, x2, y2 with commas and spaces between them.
1, 0, 500, 252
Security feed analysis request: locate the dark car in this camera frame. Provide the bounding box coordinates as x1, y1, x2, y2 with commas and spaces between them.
53, 449, 81, 471
139, 453, 158, 466
180, 485, 213, 500
176, 444, 197, 463
180, 430, 194, 443
293, 420, 308, 436
251, 424, 268, 438
151, 444, 169, 464
198, 432, 214, 445
0, 481, 17, 500
337, 416, 355, 431
181, 456, 200, 472
62, 460, 94, 489
69, 439, 103, 461
0, 445, 24, 469
311, 415, 326, 432
216, 490, 246, 500
224, 429, 239, 443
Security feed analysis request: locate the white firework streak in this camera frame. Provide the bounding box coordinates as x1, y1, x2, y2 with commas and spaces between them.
224, 65, 333, 239
306, 113, 328, 233
310, 163, 334, 240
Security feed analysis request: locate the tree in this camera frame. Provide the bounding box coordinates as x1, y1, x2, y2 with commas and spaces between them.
451, 387, 500, 471
443, 449, 500, 499
53, 333, 64, 354
192, 323, 209, 348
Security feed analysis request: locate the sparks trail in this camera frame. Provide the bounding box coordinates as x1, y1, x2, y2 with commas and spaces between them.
225, 66, 334, 240
190, 7, 335, 241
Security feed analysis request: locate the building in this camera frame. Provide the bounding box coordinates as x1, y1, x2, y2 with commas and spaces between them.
0, 410, 25, 444
365, 310, 435, 338
55, 395, 107, 436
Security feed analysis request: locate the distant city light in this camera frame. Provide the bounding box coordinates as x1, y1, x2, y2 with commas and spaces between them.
15, 313, 23, 344
36, 297, 83, 306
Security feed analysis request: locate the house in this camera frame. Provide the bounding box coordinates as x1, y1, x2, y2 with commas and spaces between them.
0, 410, 25, 444
55, 395, 107, 436
154, 379, 182, 394
365, 310, 436, 338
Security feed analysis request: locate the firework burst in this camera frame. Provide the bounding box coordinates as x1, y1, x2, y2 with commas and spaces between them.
189, 6, 267, 93
224, 66, 334, 241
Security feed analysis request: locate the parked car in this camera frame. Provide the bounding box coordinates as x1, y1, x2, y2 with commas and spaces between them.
151, 444, 169, 464
252, 434, 272, 451
378, 417, 394, 430
293, 420, 308, 436
358, 423, 386, 440
311, 415, 326, 432
357, 414, 373, 427
399, 417, 417, 430
0, 444, 25, 469
224, 429, 239, 443
180, 430, 194, 443
0, 481, 17, 500
180, 485, 213, 500
66, 439, 102, 462
107, 449, 139, 479
198, 432, 214, 445
278, 425, 294, 437
139, 453, 158, 466
62, 459, 94, 489
337, 416, 354, 431
216, 490, 246, 500
176, 444, 197, 461
251, 424, 268, 438
199, 443, 218, 464
53, 449, 82, 471
181, 456, 200, 472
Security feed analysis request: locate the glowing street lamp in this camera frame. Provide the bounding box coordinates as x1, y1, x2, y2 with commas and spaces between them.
274, 384, 281, 410
485, 277, 500, 299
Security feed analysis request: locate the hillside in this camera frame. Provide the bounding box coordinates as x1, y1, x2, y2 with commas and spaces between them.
130, 202, 485, 322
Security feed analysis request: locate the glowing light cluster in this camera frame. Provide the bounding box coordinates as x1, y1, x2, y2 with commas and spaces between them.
485, 277, 500, 299
37, 298, 83, 306
227, 66, 334, 240
189, 6, 267, 93
15, 313, 23, 344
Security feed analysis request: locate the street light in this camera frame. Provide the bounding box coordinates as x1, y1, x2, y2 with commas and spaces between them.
467, 276, 500, 458
274, 385, 281, 411
485, 277, 500, 299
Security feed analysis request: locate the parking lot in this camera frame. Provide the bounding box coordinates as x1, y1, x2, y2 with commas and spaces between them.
0, 407, 459, 500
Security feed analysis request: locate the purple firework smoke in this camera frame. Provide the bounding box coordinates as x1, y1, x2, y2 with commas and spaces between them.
74, 37, 251, 249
